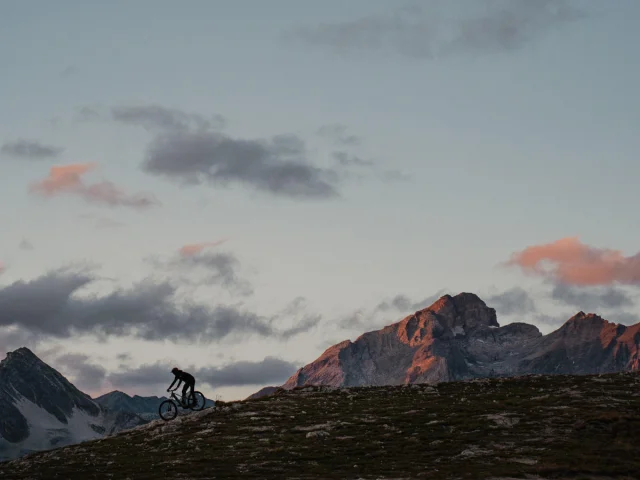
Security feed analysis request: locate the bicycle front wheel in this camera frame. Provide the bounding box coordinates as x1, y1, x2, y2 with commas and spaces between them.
189, 391, 206, 411
159, 400, 178, 421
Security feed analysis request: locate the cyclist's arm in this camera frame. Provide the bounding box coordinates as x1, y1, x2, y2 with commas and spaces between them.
168, 377, 178, 390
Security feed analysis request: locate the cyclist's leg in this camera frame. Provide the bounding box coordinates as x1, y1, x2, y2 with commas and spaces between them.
190, 380, 196, 405
181, 382, 189, 405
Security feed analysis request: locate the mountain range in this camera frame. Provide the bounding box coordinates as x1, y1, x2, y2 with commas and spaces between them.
3, 291, 640, 461
253, 292, 640, 396
0, 348, 149, 461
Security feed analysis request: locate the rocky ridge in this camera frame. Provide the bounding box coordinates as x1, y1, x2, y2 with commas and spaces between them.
282, 293, 640, 390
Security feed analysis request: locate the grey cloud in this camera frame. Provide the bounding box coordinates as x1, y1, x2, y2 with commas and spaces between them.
19, 239, 34, 251
341, 291, 447, 330
551, 283, 635, 311
55, 353, 107, 391
284, 1, 584, 59
108, 363, 169, 389
165, 252, 253, 295
338, 309, 369, 330
606, 312, 640, 326
0, 327, 41, 354
332, 152, 409, 183
77, 106, 101, 121
533, 313, 570, 328
111, 105, 224, 133
1, 140, 64, 159
487, 287, 537, 316
197, 357, 298, 387
332, 151, 374, 167
143, 130, 340, 199
375, 291, 446, 314
116, 353, 132, 362
108, 357, 299, 390
276, 297, 321, 340
0, 268, 315, 344
318, 124, 361, 146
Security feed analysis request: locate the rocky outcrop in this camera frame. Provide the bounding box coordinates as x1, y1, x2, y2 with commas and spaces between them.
282, 293, 640, 389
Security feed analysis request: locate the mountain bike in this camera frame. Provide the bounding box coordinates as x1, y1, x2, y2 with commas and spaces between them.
159, 389, 206, 421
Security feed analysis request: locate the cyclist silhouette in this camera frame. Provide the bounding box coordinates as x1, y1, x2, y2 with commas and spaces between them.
167, 367, 196, 406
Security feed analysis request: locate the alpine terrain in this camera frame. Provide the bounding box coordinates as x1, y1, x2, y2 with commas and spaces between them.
264, 292, 640, 393
0, 348, 148, 461
95, 390, 215, 420
1, 372, 639, 479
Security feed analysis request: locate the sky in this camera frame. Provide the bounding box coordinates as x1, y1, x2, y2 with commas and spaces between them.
1, 0, 640, 401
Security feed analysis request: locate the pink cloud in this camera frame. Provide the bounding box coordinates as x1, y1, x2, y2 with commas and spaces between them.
179, 238, 229, 256
30, 163, 159, 209
506, 237, 640, 286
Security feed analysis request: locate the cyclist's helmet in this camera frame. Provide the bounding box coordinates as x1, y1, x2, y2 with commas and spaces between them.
171, 367, 179, 374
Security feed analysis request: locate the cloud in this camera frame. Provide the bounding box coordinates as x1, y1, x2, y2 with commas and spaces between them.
30, 163, 160, 209
55, 353, 107, 391
340, 290, 447, 330
317, 124, 361, 146
284, 1, 584, 59
533, 313, 570, 328
179, 239, 229, 256
197, 357, 298, 387
77, 106, 101, 121
116, 352, 132, 363
332, 151, 374, 168
274, 297, 322, 340
0, 327, 41, 354
19, 239, 34, 251
1, 140, 64, 159
157, 251, 253, 295
111, 105, 224, 133
506, 237, 640, 286
108, 357, 299, 390
375, 291, 447, 314
550, 283, 635, 311
107, 363, 170, 390
606, 312, 640, 326
486, 287, 537, 316
143, 130, 340, 199
0, 268, 316, 344
0, 261, 5, 275
332, 152, 409, 183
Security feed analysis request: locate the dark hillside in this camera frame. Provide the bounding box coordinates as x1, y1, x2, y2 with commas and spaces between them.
2, 372, 639, 479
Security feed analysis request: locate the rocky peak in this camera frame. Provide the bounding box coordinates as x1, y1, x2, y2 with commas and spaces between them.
0, 347, 100, 421
563, 312, 613, 329
1, 347, 40, 368
421, 292, 498, 331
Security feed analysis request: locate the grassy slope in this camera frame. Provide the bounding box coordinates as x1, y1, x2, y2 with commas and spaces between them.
1, 372, 639, 480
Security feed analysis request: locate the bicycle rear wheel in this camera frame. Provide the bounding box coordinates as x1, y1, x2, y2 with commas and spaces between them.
189, 391, 206, 411
159, 399, 178, 421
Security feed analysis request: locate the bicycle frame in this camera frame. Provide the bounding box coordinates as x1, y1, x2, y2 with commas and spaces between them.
168, 390, 191, 407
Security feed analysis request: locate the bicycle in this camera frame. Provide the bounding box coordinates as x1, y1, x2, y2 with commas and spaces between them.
158, 388, 206, 421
